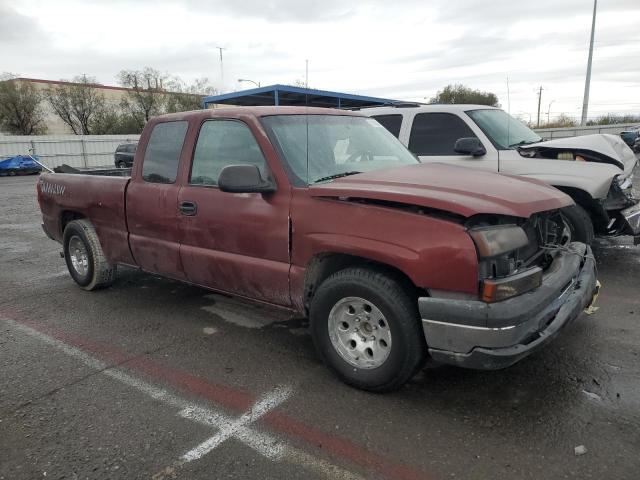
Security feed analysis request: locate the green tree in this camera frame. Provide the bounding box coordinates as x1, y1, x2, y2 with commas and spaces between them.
430, 84, 500, 107
0, 74, 46, 135
586, 113, 640, 126
91, 105, 143, 134
47, 75, 107, 134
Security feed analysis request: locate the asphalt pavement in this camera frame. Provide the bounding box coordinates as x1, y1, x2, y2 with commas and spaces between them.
1, 174, 639, 480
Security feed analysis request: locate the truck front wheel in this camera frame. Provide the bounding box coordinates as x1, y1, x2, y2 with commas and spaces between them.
561, 204, 594, 245
310, 267, 426, 392
63, 219, 116, 290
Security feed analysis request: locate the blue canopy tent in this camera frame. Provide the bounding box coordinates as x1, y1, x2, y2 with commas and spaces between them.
202, 84, 401, 109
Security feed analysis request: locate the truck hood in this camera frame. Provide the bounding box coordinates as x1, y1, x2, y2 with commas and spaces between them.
310, 163, 573, 219
519, 134, 638, 177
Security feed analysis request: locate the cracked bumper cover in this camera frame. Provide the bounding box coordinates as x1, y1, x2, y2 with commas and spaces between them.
419, 243, 598, 370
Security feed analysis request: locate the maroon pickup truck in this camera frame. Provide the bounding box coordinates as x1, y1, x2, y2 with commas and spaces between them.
37, 107, 599, 391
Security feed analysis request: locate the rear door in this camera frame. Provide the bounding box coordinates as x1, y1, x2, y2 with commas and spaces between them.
126, 120, 189, 279
408, 112, 499, 171
177, 118, 291, 305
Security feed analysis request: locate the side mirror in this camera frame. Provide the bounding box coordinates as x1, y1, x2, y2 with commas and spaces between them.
218, 164, 275, 193
454, 137, 486, 157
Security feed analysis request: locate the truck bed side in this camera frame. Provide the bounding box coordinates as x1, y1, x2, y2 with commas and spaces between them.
37, 173, 135, 266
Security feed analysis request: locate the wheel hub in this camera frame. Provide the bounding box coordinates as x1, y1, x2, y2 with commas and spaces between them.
328, 296, 392, 369
68, 235, 89, 277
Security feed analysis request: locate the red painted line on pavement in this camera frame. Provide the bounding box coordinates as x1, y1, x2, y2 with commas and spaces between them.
3, 310, 432, 480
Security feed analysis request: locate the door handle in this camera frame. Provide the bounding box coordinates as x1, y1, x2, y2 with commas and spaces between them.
179, 201, 197, 216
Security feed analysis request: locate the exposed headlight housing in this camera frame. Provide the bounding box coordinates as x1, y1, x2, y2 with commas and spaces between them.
469, 225, 541, 303
469, 225, 528, 258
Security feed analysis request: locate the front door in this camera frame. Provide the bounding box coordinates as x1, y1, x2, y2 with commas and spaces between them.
178, 119, 291, 306
408, 112, 499, 171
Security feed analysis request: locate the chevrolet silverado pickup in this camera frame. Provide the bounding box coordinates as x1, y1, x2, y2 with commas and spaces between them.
365, 104, 640, 245
37, 107, 599, 392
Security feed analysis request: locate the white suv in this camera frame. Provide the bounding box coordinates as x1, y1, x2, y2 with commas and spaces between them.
364, 104, 639, 244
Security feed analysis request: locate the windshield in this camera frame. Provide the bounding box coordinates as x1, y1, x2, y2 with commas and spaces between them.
261, 115, 419, 185
466, 109, 542, 150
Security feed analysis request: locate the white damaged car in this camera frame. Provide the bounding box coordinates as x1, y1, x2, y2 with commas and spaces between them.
364, 104, 639, 245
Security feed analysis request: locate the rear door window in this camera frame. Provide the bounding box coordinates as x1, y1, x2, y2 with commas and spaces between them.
142, 121, 188, 183
190, 120, 266, 186
372, 114, 403, 138
408, 113, 476, 156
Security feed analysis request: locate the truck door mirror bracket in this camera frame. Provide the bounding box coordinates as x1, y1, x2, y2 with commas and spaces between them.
218, 164, 276, 194
454, 137, 486, 157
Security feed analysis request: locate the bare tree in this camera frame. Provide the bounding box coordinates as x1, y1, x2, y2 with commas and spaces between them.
0, 74, 46, 135
118, 67, 169, 125
165, 77, 217, 113
47, 75, 107, 134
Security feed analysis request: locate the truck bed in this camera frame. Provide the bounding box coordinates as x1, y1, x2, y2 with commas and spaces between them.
38, 171, 134, 265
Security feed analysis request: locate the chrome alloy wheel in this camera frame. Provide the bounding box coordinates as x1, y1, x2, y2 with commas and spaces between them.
327, 296, 392, 369
68, 235, 89, 277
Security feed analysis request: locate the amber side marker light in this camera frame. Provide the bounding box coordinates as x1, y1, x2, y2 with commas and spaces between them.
482, 267, 543, 303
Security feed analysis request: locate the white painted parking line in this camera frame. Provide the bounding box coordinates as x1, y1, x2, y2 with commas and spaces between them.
2, 317, 364, 480
180, 385, 293, 462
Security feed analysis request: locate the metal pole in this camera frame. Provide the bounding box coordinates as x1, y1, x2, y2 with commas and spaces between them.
216, 47, 225, 89
581, 0, 597, 126
305, 59, 308, 88
547, 100, 554, 124
536, 86, 543, 128
80, 138, 87, 167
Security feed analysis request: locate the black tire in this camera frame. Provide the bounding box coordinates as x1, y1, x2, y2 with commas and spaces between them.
117, 161, 127, 169
561, 204, 594, 245
309, 267, 426, 392
63, 219, 116, 290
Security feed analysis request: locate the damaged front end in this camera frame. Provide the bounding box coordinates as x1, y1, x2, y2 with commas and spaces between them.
420, 209, 599, 370
519, 135, 640, 240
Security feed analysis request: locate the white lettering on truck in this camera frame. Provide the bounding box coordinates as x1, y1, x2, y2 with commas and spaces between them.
41, 181, 66, 196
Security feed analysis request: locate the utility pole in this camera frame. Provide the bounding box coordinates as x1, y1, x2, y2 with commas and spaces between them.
215, 47, 226, 89
547, 100, 555, 124
305, 59, 309, 88
581, 0, 597, 125
536, 86, 543, 128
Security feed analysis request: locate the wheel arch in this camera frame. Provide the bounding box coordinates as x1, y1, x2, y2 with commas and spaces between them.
60, 210, 86, 236
552, 185, 608, 232
302, 252, 423, 313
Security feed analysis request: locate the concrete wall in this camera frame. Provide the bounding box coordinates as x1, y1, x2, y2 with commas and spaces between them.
534, 123, 637, 139
0, 134, 140, 168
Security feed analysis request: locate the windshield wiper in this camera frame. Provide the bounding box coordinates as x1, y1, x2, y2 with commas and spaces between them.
509, 139, 542, 148
312, 171, 362, 184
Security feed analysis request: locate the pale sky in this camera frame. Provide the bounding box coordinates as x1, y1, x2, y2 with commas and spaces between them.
2, 0, 639, 122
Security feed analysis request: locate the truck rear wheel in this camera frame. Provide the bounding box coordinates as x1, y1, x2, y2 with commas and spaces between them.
561, 204, 594, 245
63, 219, 116, 290
310, 267, 426, 392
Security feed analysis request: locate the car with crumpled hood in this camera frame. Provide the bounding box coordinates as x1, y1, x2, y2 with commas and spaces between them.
36, 106, 599, 391
365, 104, 640, 245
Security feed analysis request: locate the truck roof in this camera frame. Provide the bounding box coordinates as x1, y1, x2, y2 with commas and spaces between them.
155, 106, 364, 122
362, 104, 501, 115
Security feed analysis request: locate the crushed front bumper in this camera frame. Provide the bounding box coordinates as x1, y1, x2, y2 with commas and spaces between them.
620, 201, 640, 244
419, 243, 598, 370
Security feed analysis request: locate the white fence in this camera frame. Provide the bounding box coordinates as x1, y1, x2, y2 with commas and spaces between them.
534, 123, 637, 140
0, 122, 637, 168
0, 134, 141, 169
